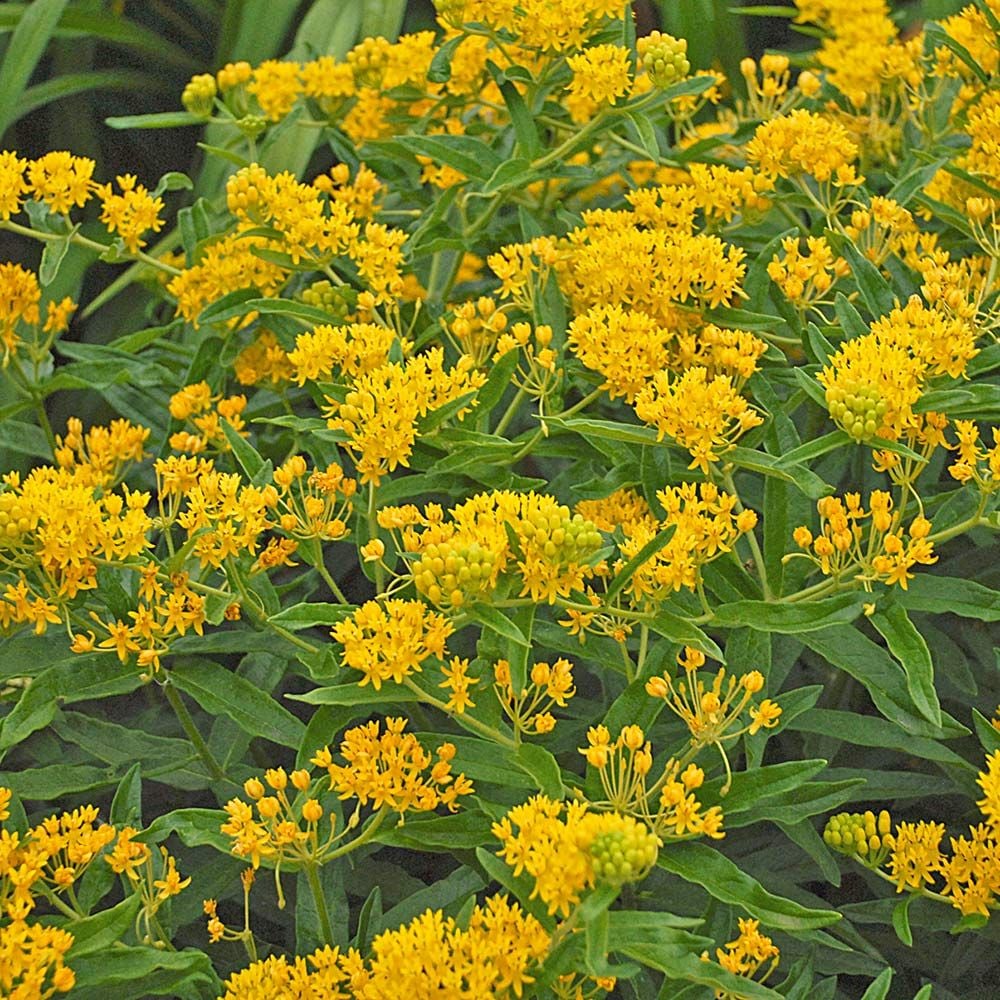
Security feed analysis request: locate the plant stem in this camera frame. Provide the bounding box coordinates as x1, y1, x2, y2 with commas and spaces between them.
720, 466, 773, 601
303, 862, 335, 947
308, 538, 349, 603
161, 678, 230, 784
368, 483, 386, 594
402, 678, 517, 749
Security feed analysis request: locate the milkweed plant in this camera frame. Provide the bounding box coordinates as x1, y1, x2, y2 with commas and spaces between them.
1, 0, 999, 997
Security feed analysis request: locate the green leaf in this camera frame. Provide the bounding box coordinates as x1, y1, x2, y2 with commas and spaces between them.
0, 764, 115, 799
427, 32, 464, 82
466, 603, 530, 649
515, 743, 564, 798
104, 110, 206, 130
897, 576, 1000, 621
487, 60, 542, 160
0, 658, 143, 755
801, 625, 965, 738
0, 0, 70, 136
776, 430, 852, 468
607, 913, 781, 998
221, 420, 267, 480
870, 605, 941, 727
268, 602, 354, 630
288, 683, 423, 706
859, 968, 893, 1000
711, 594, 865, 633
168, 660, 305, 748
826, 232, 895, 317
143, 807, 233, 855
892, 892, 915, 946
972, 708, 1000, 754
67, 946, 218, 1000
547, 415, 660, 448
646, 610, 724, 661
0, 419, 53, 459
66, 896, 142, 960
605, 524, 675, 602
833, 292, 869, 340
924, 21, 989, 84
375, 811, 494, 851
657, 841, 841, 931
385, 134, 502, 181
727, 446, 832, 500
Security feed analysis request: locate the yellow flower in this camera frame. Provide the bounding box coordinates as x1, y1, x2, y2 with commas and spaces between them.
331, 599, 453, 690
746, 109, 860, 184
565, 44, 632, 123
634, 367, 763, 472
316, 717, 473, 816
96, 174, 165, 253
27, 151, 95, 214
0, 150, 28, 219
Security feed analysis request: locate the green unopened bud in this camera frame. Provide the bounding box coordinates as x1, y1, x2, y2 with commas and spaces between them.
182, 74, 217, 118
237, 115, 268, 140
637, 32, 690, 89
589, 818, 659, 886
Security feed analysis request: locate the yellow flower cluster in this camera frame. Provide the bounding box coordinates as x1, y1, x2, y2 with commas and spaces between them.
232, 329, 293, 386
220, 893, 549, 999
53, 416, 148, 487
331, 599, 453, 689
646, 647, 782, 787
0, 150, 164, 254
168, 381, 247, 453
439, 0, 624, 52
819, 297, 977, 443
0, 791, 189, 982
0, 263, 77, 363
388, 490, 605, 606
795, 0, 921, 110
949, 421, 1000, 494
581, 722, 726, 841
288, 322, 406, 384
557, 204, 747, 329
269, 455, 357, 543
493, 794, 659, 916
792, 491, 936, 590
745, 109, 861, 187
565, 44, 633, 123
325, 348, 484, 485
313, 717, 473, 817
709, 917, 780, 1000
825, 751, 1000, 918
635, 367, 763, 471
494, 656, 576, 735
767, 235, 848, 307
739, 52, 819, 120
444, 296, 509, 367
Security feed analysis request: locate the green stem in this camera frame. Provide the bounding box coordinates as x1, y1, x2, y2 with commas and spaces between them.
308, 539, 349, 603
494, 386, 528, 437
719, 467, 773, 601
1, 219, 182, 275
368, 483, 386, 594
402, 678, 517, 749
303, 861, 335, 947
161, 679, 230, 784
325, 806, 389, 861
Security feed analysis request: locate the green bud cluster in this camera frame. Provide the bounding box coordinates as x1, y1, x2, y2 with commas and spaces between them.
823, 810, 893, 864
0, 493, 32, 544
589, 819, 659, 886
825, 380, 888, 442
638, 32, 690, 89
517, 508, 603, 565
300, 280, 353, 319
412, 539, 499, 608
236, 115, 268, 141
181, 74, 217, 118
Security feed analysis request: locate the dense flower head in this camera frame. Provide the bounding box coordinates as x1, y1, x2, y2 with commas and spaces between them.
0, 262, 41, 361
745, 109, 860, 185
96, 174, 165, 253
565, 44, 633, 123
793, 490, 936, 590
0, 919, 76, 996
324, 349, 484, 485
634, 367, 763, 472
26, 151, 95, 214
0, 151, 28, 220
331, 599, 453, 689
314, 716, 473, 816
493, 795, 658, 916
